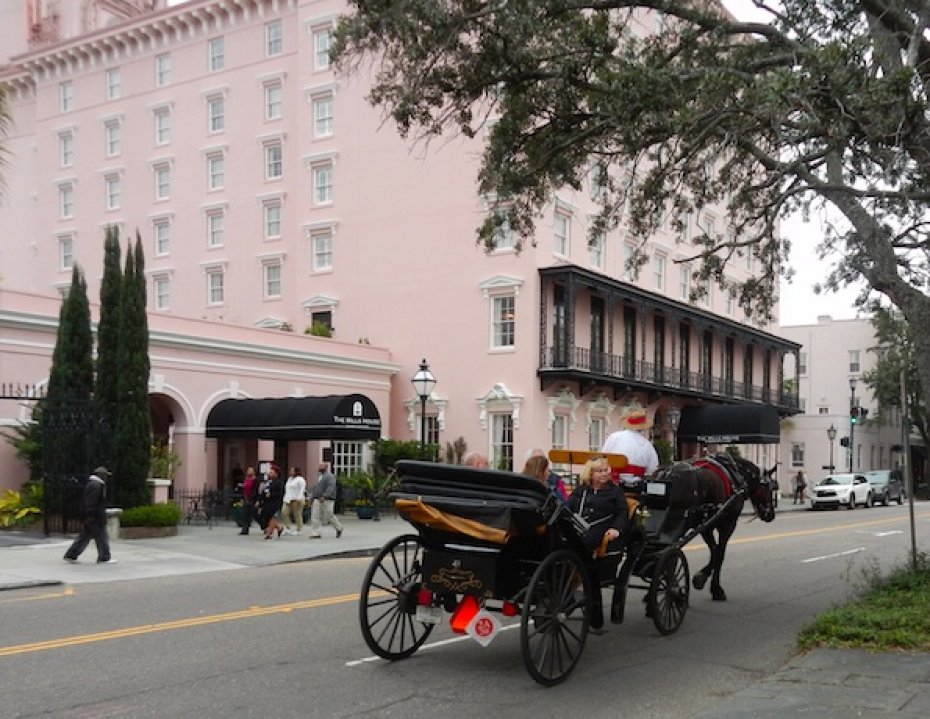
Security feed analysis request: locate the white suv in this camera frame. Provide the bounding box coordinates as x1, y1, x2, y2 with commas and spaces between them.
811, 474, 873, 510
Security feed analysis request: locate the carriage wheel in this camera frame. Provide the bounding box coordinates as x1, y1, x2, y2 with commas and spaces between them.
359, 534, 435, 660
648, 548, 689, 636
520, 549, 591, 686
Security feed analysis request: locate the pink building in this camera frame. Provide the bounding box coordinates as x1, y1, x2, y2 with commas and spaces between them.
0, 0, 799, 495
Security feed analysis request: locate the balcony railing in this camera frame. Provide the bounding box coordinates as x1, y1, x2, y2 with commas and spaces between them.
543, 345, 798, 410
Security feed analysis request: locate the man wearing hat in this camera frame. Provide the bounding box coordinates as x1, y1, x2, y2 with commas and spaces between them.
63, 466, 116, 564
602, 405, 660, 488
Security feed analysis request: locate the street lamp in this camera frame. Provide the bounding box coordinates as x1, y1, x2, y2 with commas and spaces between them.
666, 404, 681, 461
826, 424, 837, 473
848, 377, 857, 472
411, 359, 436, 459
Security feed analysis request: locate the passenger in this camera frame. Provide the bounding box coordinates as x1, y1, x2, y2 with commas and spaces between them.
463, 452, 490, 468
530, 448, 569, 501
521, 455, 550, 486
568, 458, 628, 553
601, 405, 659, 489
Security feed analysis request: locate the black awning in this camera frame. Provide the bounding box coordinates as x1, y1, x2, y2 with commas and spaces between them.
677, 404, 781, 445
205, 394, 382, 441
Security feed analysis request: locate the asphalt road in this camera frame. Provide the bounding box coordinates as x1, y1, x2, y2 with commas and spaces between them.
1, 504, 927, 718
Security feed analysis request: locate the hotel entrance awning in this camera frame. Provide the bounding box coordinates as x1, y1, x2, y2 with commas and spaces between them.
205, 394, 382, 441
677, 404, 781, 445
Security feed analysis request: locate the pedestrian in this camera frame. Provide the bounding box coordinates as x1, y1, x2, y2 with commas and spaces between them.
281, 466, 307, 534
601, 404, 660, 488
793, 470, 807, 504
63, 466, 116, 564
238, 466, 257, 535
308, 462, 344, 539
259, 465, 286, 540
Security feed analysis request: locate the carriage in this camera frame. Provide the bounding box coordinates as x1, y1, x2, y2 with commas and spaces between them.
358, 452, 776, 686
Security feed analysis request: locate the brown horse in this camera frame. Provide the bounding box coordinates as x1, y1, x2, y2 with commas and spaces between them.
658, 454, 777, 601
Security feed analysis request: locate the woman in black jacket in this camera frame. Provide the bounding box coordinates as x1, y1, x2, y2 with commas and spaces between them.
568, 458, 629, 553
258, 465, 286, 539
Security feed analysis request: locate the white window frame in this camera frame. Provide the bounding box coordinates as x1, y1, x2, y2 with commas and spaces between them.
849, 350, 861, 373
262, 261, 282, 299
679, 264, 690, 301
264, 81, 283, 120
207, 96, 225, 133
799, 352, 808, 375
588, 417, 605, 452
59, 81, 73, 112
622, 242, 636, 281
206, 210, 225, 247
154, 163, 171, 201
208, 37, 225, 72
312, 93, 334, 137
791, 442, 805, 468
725, 286, 735, 316
492, 295, 516, 349
207, 153, 225, 191
490, 413, 514, 472
265, 142, 283, 180
311, 230, 332, 271
153, 217, 171, 256
312, 162, 333, 204
104, 121, 121, 157
58, 131, 74, 167
551, 414, 568, 452
154, 108, 171, 145
105, 68, 121, 100
58, 234, 74, 270
589, 233, 604, 269
553, 211, 570, 257
155, 53, 171, 87
154, 274, 170, 311
263, 200, 282, 239
491, 209, 515, 251
265, 20, 283, 56
104, 174, 121, 211
312, 27, 332, 70
654, 253, 666, 291
206, 268, 225, 305
59, 183, 74, 219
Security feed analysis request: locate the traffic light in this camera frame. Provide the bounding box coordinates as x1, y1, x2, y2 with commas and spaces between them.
840, 437, 850, 448
850, 406, 859, 424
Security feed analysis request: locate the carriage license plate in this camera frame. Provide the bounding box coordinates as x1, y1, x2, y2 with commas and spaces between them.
646, 482, 667, 496
415, 605, 443, 624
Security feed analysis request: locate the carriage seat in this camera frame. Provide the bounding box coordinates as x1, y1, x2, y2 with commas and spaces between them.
640, 472, 694, 544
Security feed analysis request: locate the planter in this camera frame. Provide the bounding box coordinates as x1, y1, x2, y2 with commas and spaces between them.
355, 505, 377, 520
119, 525, 178, 539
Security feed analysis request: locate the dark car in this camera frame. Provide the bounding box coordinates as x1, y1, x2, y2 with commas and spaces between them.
864, 469, 906, 506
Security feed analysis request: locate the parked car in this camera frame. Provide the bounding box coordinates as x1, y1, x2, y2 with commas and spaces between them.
864, 469, 906, 506
810, 473, 873, 510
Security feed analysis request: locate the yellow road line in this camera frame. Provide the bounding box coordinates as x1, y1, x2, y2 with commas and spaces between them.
0, 591, 383, 658
0, 587, 75, 604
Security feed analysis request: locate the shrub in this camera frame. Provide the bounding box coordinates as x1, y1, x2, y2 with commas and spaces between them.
119, 503, 181, 527
0, 490, 42, 528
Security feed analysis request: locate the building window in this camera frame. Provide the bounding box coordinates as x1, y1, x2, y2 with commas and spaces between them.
818, 406, 829, 415
311, 310, 333, 333
312, 94, 334, 137
265, 20, 283, 56
105, 68, 121, 100
153, 218, 170, 255
682, 211, 692, 243
59, 183, 74, 219
492, 295, 516, 348
703, 213, 717, 239
654, 254, 666, 291
700, 277, 711, 308
491, 209, 515, 250
551, 414, 567, 452
58, 235, 74, 270
104, 174, 121, 211
313, 27, 332, 70
553, 212, 569, 256
59, 81, 73, 112
207, 154, 225, 190
588, 417, 605, 451
207, 210, 225, 247
264, 81, 283, 120
491, 414, 514, 471
265, 143, 283, 180
207, 96, 225, 133
589, 163, 606, 200
679, 265, 690, 300
154, 164, 171, 201
725, 287, 735, 316
206, 269, 225, 305
589, 233, 604, 269
263, 201, 282, 239
58, 132, 74, 167
312, 162, 333, 204
155, 53, 171, 86
263, 262, 282, 298
332, 440, 363, 476
623, 243, 636, 281
849, 350, 860, 373
208, 37, 225, 71
154, 109, 171, 145
104, 121, 121, 157
312, 231, 333, 271
791, 442, 805, 468
420, 416, 440, 448
799, 352, 808, 375
154, 275, 170, 310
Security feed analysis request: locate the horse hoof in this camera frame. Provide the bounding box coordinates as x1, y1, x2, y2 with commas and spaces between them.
692, 574, 707, 591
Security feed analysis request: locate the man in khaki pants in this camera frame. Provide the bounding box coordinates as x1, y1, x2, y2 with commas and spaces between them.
308, 462, 343, 538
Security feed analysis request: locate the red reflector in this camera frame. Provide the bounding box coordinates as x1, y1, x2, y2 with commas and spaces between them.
416, 588, 432, 606
450, 595, 480, 634
502, 601, 518, 617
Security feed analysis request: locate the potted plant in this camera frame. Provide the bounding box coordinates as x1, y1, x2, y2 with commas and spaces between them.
342, 471, 380, 519
149, 440, 181, 479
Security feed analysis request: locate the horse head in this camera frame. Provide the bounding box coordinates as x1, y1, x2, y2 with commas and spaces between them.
735, 457, 776, 522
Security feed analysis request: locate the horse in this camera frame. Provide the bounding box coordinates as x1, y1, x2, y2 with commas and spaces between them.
656, 454, 777, 601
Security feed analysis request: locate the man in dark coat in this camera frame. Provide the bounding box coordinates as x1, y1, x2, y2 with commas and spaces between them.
64, 466, 115, 564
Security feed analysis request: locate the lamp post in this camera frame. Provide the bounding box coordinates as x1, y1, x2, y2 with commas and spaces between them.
826, 424, 837, 473
666, 404, 681, 461
848, 377, 857, 472
411, 359, 436, 459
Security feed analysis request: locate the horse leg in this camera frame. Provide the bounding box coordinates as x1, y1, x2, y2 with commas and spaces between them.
708, 516, 738, 601
692, 528, 719, 592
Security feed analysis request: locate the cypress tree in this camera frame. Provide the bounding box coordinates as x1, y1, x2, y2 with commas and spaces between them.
111, 237, 151, 507
93, 226, 122, 465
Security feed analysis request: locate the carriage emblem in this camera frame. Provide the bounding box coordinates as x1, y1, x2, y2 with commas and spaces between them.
430, 567, 483, 592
